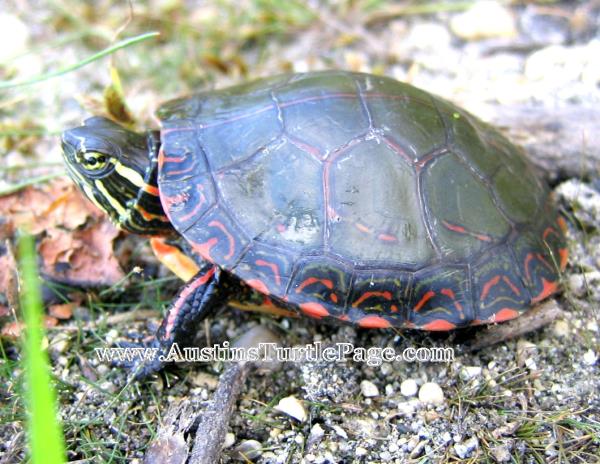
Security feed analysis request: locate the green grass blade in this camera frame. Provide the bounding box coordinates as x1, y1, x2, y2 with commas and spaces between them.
0, 31, 160, 90
19, 232, 67, 463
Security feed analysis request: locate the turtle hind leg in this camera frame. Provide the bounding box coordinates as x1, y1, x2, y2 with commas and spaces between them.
127, 263, 225, 380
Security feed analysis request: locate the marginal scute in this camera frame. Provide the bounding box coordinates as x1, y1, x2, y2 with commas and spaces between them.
409, 265, 473, 328
233, 243, 297, 295
287, 259, 352, 319
471, 245, 529, 322
348, 270, 411, 326
160, 173, 215, 230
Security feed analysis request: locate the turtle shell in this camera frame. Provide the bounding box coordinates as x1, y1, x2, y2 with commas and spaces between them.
156, 71, 567, 331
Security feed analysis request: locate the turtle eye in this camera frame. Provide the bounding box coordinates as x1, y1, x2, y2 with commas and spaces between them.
80, 151, 109, 171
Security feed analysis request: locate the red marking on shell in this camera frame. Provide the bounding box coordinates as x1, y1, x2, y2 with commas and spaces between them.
531, 278, 558, 304
421, 319, 456, 331
559, 248, 568, 270
300, 302, 330, 319
352, 291, 393, 308
382, 136, 413, 165
255, 259, 282, 287
502, 276, 522, 296
378, 233, 398, 243
295, 277, 334, 293
441, 288, 463, 312
192, 238, 218, 262
391, 304, 399, 312
164, 267, 215, 339
355, 222, 372, 234
557, 216, 567, 233
162, 155, 187, 163
337, 314, 350, 322
442, 220, 492, 242
287, 136, 322, 160
208, 220, 235, 260
414, 290, 435, 312
178, 186, 207, 223
357, 315, 391, 329
524, 253, 535, 282
163, 192, 190, 208
158, 148, 165, 170
246, 279, 269, 294
164, 163, 195, 177
542, 226, 559, 241
492, 308, 520, 323
481, 275, 501, 301
330, 293, 339, 303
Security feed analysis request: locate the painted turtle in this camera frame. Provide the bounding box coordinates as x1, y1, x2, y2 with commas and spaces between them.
61, 71, 568, 377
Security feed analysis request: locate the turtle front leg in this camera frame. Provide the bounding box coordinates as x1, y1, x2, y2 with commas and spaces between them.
127, 263, 224, 380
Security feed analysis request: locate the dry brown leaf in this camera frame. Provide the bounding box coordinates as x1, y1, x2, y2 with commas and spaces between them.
48, 302, 75, 320
0, 178, 124, 287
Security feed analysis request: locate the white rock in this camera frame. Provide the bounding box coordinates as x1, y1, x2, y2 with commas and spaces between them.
274, 395, 307, 422
397, 400, 418, 417
355, 446, 369, 457
583, 350, 597, 366
360, 380, 380, 397
0, 13, 29, 62
400, 378, 418, 397
454, 436, 479, 459
460, 366, 483, 381
333, 425, 348, 439
553, 320, 570, 337
223, 432, 235, 448
450, 1, 516, 41
309, 423, 325, 443
418, 382, 445, 405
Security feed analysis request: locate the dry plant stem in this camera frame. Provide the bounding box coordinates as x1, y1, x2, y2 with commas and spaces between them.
468, 299, 564, 351
188, 362, 251, 464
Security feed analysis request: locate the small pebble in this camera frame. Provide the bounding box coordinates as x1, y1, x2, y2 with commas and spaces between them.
553, 320, 570, 337
274, 395, 307, 422
397, 400, 418, 417
418, 382, 445, 405
409, 440, 427, 459
454, 436, 479, 459
355, 446, 369, 457
400, 378, 418, 397
223, 433, 235, 449
583, 350, 597, 366
360, 380, 379, 397
460, 366, 483, 381
233, 440, 262, 461
333, 425, 348, 439
492, 445, 511, 463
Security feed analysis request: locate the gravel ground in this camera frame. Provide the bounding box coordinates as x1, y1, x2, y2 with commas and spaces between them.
1, 1, 599, 463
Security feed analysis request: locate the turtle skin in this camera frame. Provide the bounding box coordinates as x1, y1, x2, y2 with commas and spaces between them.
155, 70, 568, 332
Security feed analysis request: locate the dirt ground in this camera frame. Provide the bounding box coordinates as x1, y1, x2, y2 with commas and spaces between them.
1, 1, 599, 463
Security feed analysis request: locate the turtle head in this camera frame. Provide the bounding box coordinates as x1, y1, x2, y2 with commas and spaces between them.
61, 116, 172, 235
